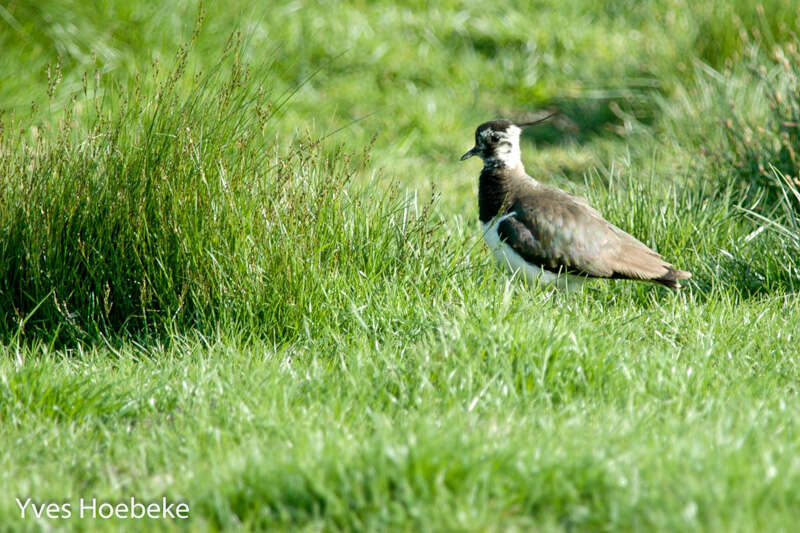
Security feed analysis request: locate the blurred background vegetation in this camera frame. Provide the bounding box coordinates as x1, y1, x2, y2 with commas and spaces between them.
2, 0, 798, 178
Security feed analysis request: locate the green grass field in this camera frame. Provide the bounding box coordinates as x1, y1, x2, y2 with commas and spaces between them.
2, 1, 800, 531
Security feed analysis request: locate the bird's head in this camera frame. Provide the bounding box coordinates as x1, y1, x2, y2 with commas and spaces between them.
460, 113, 555, 169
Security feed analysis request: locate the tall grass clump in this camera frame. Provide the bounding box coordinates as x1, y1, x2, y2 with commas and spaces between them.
712, 35, 800, 213
697, 33, 800, 288
0, 31, 449, 344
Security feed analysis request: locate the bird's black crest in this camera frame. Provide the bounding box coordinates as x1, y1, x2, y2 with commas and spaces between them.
475, 119, 514, 142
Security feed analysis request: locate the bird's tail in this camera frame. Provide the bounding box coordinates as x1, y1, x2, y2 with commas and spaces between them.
653, 268, 692, 290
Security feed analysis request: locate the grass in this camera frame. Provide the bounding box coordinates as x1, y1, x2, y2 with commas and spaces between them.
2, 1, 800, 531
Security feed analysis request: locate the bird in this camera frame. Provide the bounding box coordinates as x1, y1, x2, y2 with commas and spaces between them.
460, 116, 691, 291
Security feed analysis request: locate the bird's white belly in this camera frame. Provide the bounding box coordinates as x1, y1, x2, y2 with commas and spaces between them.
481, 217, 584, 291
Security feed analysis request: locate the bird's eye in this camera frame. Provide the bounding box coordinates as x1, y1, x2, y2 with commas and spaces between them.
490, 133, 501, 143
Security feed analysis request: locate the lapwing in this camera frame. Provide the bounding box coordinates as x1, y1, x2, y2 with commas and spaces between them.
461, 117, 691, 291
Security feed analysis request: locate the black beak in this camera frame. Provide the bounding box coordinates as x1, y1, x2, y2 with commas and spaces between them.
460, 147, 477, 161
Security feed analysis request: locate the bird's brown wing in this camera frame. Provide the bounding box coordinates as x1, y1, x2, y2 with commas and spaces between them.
496, 188, 689, 286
